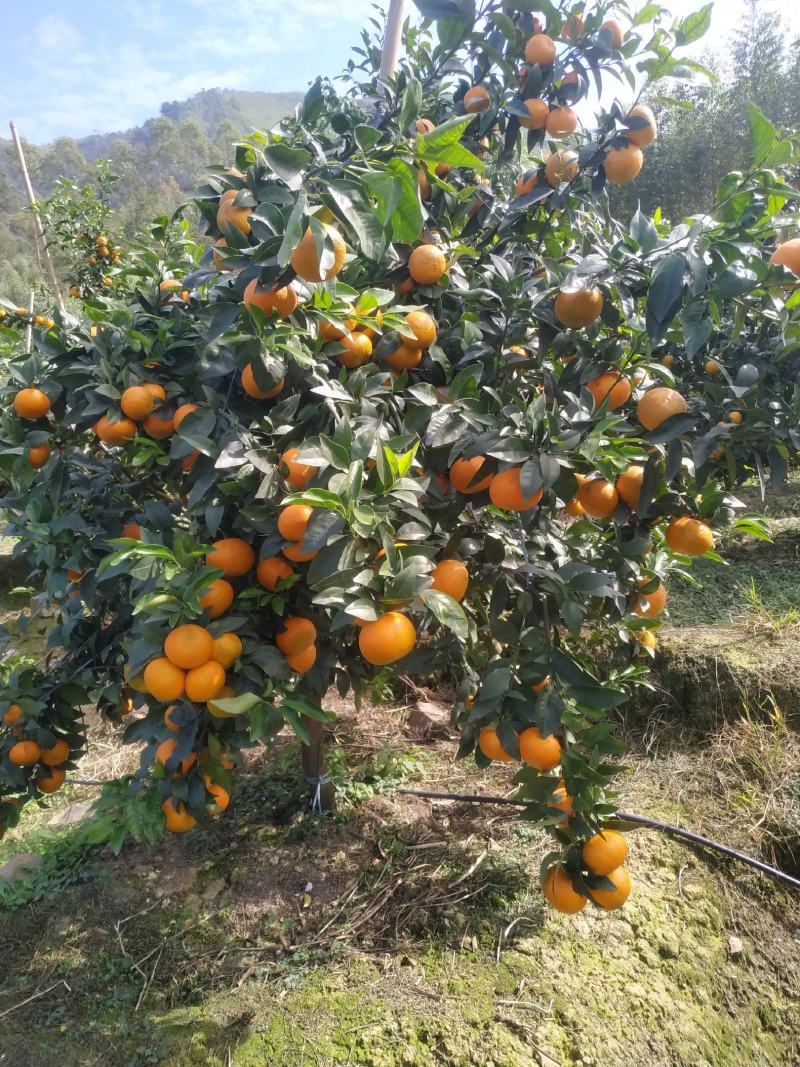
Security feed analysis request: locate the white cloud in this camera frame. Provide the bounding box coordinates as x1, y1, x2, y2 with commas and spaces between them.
34, 14, 83, 52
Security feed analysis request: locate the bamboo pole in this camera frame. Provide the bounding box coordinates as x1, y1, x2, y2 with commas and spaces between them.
24, 291, 34, 354
9, 121, 66, 317
379, 0, 406, 85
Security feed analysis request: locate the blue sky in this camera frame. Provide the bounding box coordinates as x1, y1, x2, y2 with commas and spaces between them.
2, 0, 798, 144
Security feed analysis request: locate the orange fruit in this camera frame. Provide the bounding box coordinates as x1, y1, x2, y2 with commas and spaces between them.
478, 726, 513, 762
395, 276, 415, 296
601, 18, 625, 48
403, 311, 437, 349
217, 189, 252, 235
542, 867, 586, 913
211, 632, 243, 668
242, 363, 284, 399
185, 660, 226, 703
278, 503, 313, 542
532, 677, 551, 693
545, 150, 579, 187
96, 414, 137, 445
200, 578, 235, 619
280, 448, 314, 490
290, 225, 346, 282
28, 443, 51, 468
163, 797, 197, 832
207, 538, 255, 577
285, 644, 317, 673
583, 830, 628, 876
40, 739, 70, 766
38, 767, 66, 793
336, 331, 373, 368
560, 13, 585, 38
518, 98, 549, 130
13, 388, 51, 420
632, 581, 667, 618
358, 612, 416, 665
450, 455, 494, 494
555, 288, 603, 328
518, 727, 561, 770
415, 118, 436, 133
143, 412, 175, 439
122, 523, 141, 539
282, 542, 318, 563
173, 403, 198, 429
144, 658, 186, 701
586, 371, 630, 410
489, 467, 543, 511
181, 451, 200, 473
637, 387, 687, 430
257, 556, 294, 591
524, 33, 556, 66
515, 169, 539, 196
589, 866, 631, 910
463, 86, 491, 113
604, 143, 643, 185
243, 280, 298, 318
546, 106, 577, 138
9, 740, 41, 766
729, 410, 742, 424
616, 466, 644, 507
276, 617, 317, 656
164, 705, 181, 732
212, 238, 238, 271
430, 559, 469, 602
2, 703, 22, 725
565, 497, 584, 517
578, 478, 619, 518
408, 245, 447, 285
208, 685, 237, 718
770, 238, 800, 277
549, 786, 574, 826
120, 385, 155, 420
665, 517, 714, 556
705, 359, 721, 374
625, 104, 657, 147
164, 624, 214, 669
386, 343, 423, 370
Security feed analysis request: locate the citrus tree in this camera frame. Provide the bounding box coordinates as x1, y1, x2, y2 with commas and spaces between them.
1, 0, 798, 915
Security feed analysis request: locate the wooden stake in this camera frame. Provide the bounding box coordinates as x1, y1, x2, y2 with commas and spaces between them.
9, 121, 66, 317
300, 715, 336, 813
379, 0, 406, 85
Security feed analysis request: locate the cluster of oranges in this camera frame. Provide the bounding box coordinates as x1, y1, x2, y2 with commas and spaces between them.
0, 307, 55, 329
12, 385, 54, 469
2, 703, 71, 794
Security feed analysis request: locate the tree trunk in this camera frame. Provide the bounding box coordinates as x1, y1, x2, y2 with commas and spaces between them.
300, 712, 336, 813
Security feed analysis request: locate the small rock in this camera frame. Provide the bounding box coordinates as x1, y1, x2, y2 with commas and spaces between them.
728, 935, 744, 958
0, 853, 41, 882
203, 877, 226, 902
405, 700, 453, 741
48, 802, 92, 827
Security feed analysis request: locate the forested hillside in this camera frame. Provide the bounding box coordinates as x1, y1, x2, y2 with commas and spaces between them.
0, 89, 302, 301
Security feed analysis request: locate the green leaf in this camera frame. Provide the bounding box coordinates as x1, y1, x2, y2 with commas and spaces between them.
277, 190, 307, 267
324, 180, 385, 261
399, 77, 423, 131
262, 144, 313, 191
646, 253, 685, 342
747, 103, 776, 166
385, 158, 425, 244
419, 589, 469, 639
210, 692, 263, 715
676, 3, 712, 45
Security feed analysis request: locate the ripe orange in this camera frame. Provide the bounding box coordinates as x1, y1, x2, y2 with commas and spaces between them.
280, 448, 314, 489
163, 797, 197, 832
200, 578, 235, 619
770, 238, 800, 277
205, 778, 231, 814
120, 385, 155, 421
601, 18, 626, 48
96, 414, 137, 445
604, 143, 643, 185
13, 388, 51, 420
9, 740, 41, 766
212, 238, 237, 271
207, 538, 255, 577
565, 497, 584, 517
290, 225, 347, 282
729, 410, 743, 424
38, 767, 66, 793
144, 658, 186, 701
217, 189, 252, 234
276, 617, 317, 656
518, 727, 561, 770
28, 443, 51, 468
173, 403, 198, 429
636, 387, 687, 430
450, 455, 494, 494
545, 150, 579, 187
542, 867, 586, 913
589, 866, 631, 910
477, 725, 513, 762
278, 503, 313, 542
415, 118, 436, 133
632, 581, 667, 618
705, 359, 721, 374
578, 478, 619, 518
583, 830, 628, 875
524, 33, 556, 66
586, 371, 630, 410
555, 288, 603, 329
463, 86, 492, 113
181, 451, 200, 472
626, 104, 657, 147
616, 465, 644, 507
242, 363, 284, 399
257, 555, 294, 591
243, 280, 298, 318
532, 677, 551, 693
665, 516, 714, 556
408, 245, 447, 285
560, 13, 585, 38
164, 624, 214, 669
403, 311, 437, 349
430, 559, 469, 602
285, 644, 317, 673
282, 542, 318, 563
489, 467, 544, 511
518, 98, 549, 130
185, 660, 226, 703
2, 703, 22, 725
40, 739, 70, 766
212, 632, 243, 668
358, 612, 416, 665
143, 412, 175, 439
549, 786, 574, 826
122, 523, 141, 539
164, 705, 181, 732
386, 343, 423, 370
515, 169, 539, 196
546, 106, 577, 138
336, 331, 373, 368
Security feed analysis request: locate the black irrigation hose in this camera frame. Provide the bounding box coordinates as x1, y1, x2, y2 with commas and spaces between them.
397, 788, 800, 892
